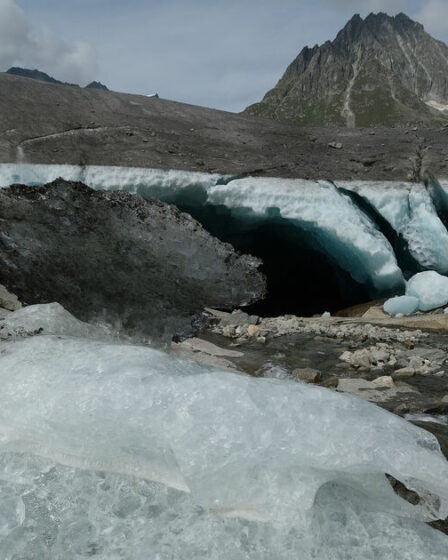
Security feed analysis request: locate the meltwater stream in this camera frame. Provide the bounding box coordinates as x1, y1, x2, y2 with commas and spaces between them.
2, 163, 448, 315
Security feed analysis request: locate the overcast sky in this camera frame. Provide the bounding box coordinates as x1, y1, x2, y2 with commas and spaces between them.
2, 0, 448, 111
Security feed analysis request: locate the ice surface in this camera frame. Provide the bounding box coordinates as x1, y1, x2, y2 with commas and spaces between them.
340, 181, 448, 273
207, 178, 403, 293
0, 302, 109, 339
383, 295, 419, 316
0, 304, 447, 558
0, 163, 222, 197
406, 270, 448, 311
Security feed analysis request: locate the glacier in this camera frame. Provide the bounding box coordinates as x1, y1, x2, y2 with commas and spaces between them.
0, 304, 448, 558
3, 163, 448, 312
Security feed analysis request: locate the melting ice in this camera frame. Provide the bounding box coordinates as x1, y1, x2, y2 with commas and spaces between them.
3, 163, 448, 301
0, 304, 448, 558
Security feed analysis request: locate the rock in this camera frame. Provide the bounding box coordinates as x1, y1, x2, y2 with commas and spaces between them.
372, 375, 394, 387
222, 326, 235, 338
403, 340, 415, 350
442, 395, 448, 403
0, 307, 11, 319
394, 403, 410, 415
0, 180, 266, 340
328, 141, 343, 149
337, 378, 418, 404
320, 377, 339, 389
393, 367, 416, 379
170, 337, 244, 374
292, 367, 322, 384
247, 324, 260, 337
0, 284, 21, 311
362, 306, 388, 319
173, 337, 244, 358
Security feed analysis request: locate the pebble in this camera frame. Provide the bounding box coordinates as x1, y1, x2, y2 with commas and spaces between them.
247, 324, 259, 337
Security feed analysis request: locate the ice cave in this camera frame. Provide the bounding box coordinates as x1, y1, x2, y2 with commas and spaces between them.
2, 163, 448, 315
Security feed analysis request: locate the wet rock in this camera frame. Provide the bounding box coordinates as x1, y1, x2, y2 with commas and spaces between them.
292, 367, 322, 384
247, 324, 260, 337
0, 180, 265, 340
170, 337, 244, 374
328, 141, 343, 149
372, 375, 394, 387
337, 378, 419, 404
393, 367, 416, 379
320, 377, 339, 389
0, 284, 21, 311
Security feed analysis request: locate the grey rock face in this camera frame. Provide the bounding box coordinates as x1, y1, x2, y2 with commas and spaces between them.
245, 12, 448, 127
0, 179, 265, 340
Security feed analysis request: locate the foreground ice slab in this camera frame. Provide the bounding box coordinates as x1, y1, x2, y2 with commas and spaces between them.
0, 304, 447, 558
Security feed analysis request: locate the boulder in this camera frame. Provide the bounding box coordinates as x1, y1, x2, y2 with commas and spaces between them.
0, 284, 21, 311
0, 180, 266, 340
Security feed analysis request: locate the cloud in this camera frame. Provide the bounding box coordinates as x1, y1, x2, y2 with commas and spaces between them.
0, 0, 97, 84
317, 0, 408, 13
415, 0, 448, 36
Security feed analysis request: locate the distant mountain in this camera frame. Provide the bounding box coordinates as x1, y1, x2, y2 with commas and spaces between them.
86, 81, 108, 91
245, 13, 448, 127
6, 67, 108, 91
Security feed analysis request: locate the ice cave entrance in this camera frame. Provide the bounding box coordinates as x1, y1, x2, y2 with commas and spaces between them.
9, 164, 448, 316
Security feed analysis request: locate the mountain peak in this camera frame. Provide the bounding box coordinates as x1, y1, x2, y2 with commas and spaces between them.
244, 13, 448, 127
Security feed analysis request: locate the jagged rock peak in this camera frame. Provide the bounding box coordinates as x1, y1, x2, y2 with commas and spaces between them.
245, 12, 448, 127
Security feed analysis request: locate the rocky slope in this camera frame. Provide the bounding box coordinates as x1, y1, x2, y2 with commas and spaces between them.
245, 13, 448, 127
0, 179, 265, 340
2, 72, 448, 180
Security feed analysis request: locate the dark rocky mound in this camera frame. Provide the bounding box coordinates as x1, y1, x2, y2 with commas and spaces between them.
0, 179, 265, 340
86, 80, 109, 90
6, 67, 80, 87
245, 13, 448, 127
6, 67, 108, 91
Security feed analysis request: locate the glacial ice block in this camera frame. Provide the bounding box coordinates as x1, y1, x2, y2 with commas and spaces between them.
340, 181, 448, 273
406, 270, 448, 311
383, 295, 419, 316
207, 177, 404, 293
0, 305, 447, 557
0, 163, 223, 194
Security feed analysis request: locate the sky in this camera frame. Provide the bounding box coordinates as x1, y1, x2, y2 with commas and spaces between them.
1, 0, 448, 112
